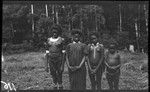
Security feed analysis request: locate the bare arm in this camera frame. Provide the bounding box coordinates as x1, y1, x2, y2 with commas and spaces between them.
60, 38, 66, 72
66, 54, 72, 69
44, 38, 50, 72
86, 56, 94, 72
78, 44, 88, 68
78, 56, 86, 68
95, 47, 104, 72
65, 44, 72, 69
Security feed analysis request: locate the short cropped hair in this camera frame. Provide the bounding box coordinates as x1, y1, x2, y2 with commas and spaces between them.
89, 31, 99, 39
71, 29, 82, 36
50, 24, 62, 35
109, 42, 117, 49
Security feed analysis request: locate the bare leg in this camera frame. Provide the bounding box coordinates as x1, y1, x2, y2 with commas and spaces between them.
106, 73, 113, 90
45, 54, 49, 72
57, 62, 63, 90
49, 61, 58, 89
114, 71, 120, 90
96, 68, 103, 90
89, 74, 96, 90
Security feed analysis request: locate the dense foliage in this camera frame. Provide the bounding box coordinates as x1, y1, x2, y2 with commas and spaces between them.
2, 2, 148, 53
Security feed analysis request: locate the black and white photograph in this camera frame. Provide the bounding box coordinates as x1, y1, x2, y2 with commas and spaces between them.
1, 1, 149, 91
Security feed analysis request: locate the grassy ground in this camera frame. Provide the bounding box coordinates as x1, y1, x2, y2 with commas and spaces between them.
1, 51, 148, 90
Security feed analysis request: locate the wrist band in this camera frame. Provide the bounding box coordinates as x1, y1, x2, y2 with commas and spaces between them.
62, 50, 65, 53
46, 50, 49, 53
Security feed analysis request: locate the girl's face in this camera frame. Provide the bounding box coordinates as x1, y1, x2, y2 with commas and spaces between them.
73, 33, 80, 42
91, 35, 98, 44
52, 29, 58, 38
109, 44, 116, 54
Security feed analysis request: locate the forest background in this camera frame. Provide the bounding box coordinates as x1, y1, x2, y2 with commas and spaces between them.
2, 1, 148, 54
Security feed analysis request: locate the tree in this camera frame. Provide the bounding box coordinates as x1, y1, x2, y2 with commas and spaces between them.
70, 5, 105, 42
119, 4, 122, 32
3, 2, 148, 52
3, 4, 30, 43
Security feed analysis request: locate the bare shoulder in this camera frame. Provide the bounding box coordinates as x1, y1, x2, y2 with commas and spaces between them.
87, 44, 91, 47
60, 37, 65, 42
67, 43, 72, 46
98, 43, 104, 49
106, 50, 109, 55
61, 37, 64, 40
116, 51, 121, 58
99, 43, 104, 47
80, 43, 86, 47
47, 38, 51, 41
81, 42, 86, 45
104, 48, 108, 53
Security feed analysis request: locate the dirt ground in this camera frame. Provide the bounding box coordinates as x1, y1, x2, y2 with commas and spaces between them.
1, 51, 148, 90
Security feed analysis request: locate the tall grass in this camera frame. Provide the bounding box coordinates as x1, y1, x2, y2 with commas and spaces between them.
1, 51, 148, 90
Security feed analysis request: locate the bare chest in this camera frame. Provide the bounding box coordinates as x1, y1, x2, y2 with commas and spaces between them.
107, 53, 119, 66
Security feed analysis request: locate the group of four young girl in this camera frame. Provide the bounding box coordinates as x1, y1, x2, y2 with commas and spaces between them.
45, 25, 121, 90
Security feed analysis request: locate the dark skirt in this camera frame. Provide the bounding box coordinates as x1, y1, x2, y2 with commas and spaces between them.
68, 64, 86, 90
48, 54, 63, 84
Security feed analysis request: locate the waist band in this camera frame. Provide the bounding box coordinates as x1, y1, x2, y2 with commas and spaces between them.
106, 67, 120, 75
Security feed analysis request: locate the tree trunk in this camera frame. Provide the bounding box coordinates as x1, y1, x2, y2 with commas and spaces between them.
32, 20, 34, 37
70, 7, 73, 30
80, 9, 83, 41
10, 21, 14, 43
68, 6, 72, 31
119, 4, 122, 32
135, 19, 140, 52
138, 4, 141, 52
80, 16, 83, 32
31, 4, 34, 38
52, 5, 55, 24
144, 4, 148, 32
56, 6, 59, 25
95, 9, 98, 32
45, 4, 48, 17
69, 20, 71, 31
138, 4, 141, 38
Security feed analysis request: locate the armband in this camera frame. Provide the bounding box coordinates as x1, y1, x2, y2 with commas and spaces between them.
46, 50, 49, 53
62, 50, 66, 53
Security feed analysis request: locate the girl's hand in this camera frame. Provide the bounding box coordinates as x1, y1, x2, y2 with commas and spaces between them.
69, 66, 73, 70
60, 66, 64, 73
93, 69, 96, 74
90, 69, 95, 74
70, 66, 78, 71
76, 66, 80, 69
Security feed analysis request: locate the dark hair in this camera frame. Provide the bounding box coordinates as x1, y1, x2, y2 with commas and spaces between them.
50, 24, 62, 36
71, 29, 82, 36
109, 42, 117, 49
89, 31, 99, 39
